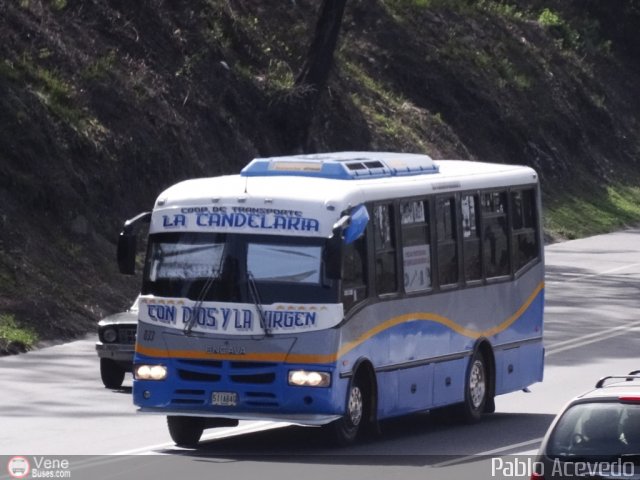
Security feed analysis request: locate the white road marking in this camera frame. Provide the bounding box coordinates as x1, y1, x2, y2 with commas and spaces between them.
431, 438, 544, 467
546, 262, 640, 284
113, 421, 285, 455
546, 321, 640, 355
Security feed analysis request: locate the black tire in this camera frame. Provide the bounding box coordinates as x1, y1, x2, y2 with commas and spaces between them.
327, 375, 366, 446
459, 350, 488, 423
100, 358, 125, 389
167, 416, 204, 447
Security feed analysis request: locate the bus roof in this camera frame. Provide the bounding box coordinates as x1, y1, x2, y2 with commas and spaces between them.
150, 153, 538, 237
241, 152, 439, 179
157, 155, 537, 207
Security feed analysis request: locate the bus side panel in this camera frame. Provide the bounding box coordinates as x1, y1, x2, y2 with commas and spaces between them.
432, 358, 466, 408
494, 341, 544, 395
375, 364, 435, 419
496, 347, 521, 394
397, 364, 434, 412
376, 371, 398, 419
375, 359, 467, 421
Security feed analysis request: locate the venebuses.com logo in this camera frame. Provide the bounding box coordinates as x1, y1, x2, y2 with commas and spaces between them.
7, 456, 30, 479
6, 456, 72, 478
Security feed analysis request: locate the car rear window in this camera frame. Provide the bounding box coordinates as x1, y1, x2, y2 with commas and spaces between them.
547, 401, 640, 459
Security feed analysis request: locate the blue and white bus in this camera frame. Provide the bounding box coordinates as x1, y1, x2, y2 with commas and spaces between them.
117, 152, 544, 446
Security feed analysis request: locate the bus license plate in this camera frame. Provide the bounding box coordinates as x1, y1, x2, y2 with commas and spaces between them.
211, 392, 237, 407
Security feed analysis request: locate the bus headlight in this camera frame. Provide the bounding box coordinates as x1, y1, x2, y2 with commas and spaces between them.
288, 370, 330, 387
134, 364, 168, 381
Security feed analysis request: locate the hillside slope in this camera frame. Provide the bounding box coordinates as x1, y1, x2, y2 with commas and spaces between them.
1, 0, 640, 352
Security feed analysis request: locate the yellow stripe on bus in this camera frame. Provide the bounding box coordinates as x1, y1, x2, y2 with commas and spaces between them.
136, 282, 544, 365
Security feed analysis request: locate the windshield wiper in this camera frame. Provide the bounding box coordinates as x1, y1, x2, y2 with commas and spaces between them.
183, 267, 220, 335
247, 271, 271, 337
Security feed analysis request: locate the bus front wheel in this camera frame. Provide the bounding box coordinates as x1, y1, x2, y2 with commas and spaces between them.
167, 416, 204, 447
328, 376, 365, 446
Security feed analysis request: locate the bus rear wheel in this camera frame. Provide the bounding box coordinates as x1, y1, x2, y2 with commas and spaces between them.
460, 350, 488, 423
167, 416, 204, 447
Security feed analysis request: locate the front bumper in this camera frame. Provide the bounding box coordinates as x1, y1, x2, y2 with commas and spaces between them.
132, 354, 347, 426
137, 407, 340, 426
96, 343, 135, 364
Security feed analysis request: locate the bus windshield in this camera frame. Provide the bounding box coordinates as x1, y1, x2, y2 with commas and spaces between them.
141, 232, 336, 304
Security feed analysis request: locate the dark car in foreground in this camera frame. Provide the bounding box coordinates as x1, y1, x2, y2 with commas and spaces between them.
532, 372, 640, 479
95, 298, 138, 388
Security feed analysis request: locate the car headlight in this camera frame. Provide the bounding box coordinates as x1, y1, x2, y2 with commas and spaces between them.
134, 364, 168, 381
288, 370, 330, 387
102, 327, 118, 343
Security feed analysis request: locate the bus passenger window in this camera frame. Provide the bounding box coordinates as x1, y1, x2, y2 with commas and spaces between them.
401, 200, 431, 293
461, 194, 482, 282
482, 191, 510, 278
373, 204, 397, 295
511, 189, 539, 271
436, 196, 458, 287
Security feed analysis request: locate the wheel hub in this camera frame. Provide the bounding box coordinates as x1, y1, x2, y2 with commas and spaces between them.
469, 360, 486, 409
347, 385, 363, 426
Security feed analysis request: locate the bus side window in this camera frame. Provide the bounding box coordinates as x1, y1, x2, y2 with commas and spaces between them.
436, 196, 459, 287
461, 194, 482, 282
511, 188, 539, 272
400, 199, 431, 293
482, 191, 510, 278
373, 204, 397, 295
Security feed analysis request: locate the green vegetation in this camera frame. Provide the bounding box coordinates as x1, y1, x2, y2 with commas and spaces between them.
16, 56, 83, 125
50, 0, 68, 11
537, 8, 583, 52
545, 184, 640, 240
0, 314, 38, 350
343, 60, 428, 148
538, 8, 563, 27
11, 55, 107, 140
477, 0, 525, 20
82, 50, 117, 81
265, 59, 295, 93
384, 0, 526, 17
0, 59, 20, 81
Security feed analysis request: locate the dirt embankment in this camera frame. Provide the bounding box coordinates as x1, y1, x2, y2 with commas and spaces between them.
1, 0, 639, 353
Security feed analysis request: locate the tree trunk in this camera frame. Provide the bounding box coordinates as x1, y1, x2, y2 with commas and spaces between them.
273, 0, 347, 153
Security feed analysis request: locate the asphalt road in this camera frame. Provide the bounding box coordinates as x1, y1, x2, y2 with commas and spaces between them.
1, 228, 639, 479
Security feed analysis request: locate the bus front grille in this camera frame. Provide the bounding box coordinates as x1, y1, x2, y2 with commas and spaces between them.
178, 370, 221, 382
171, 360, 281, 407
174, 360, 279, 386
230, 373, 276, 384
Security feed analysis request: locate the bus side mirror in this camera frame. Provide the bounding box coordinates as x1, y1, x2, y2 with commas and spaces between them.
117, 232, 137, 275
325, 227, 343, 280
343, 204, 369, 244
116, 211, 151, 275
325, 206, 369, 280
